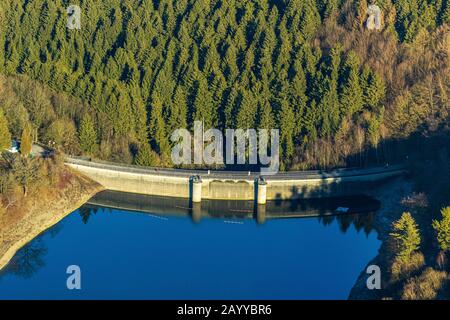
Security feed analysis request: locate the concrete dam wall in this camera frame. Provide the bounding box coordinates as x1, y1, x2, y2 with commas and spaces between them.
65, 157, 406, 201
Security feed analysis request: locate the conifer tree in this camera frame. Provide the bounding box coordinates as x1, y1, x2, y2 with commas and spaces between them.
149, 92, 170, 161
432, 207, 450, 252
363, 69, 386, 111
390, 212, 422, 262
223, 85, 239, 128
114, 92, 134, 137
20, 124, 33, 157
236, 90, 257, 129
256, 98, 275, 130
395, 0, 420, 42
340, 51, 364, 116
320, 0, 339, 19
319, 45, 341, 137
278, 99, 296, 160
224, 42, 239, 82
169, 86, 188, 133
367, 107, 385, 148
418, 0, 437, 32
303, 101, 319, 144
135, 143, 158, 167
193, 75, 214, 129
0, 109, 11, 151
275, 18, 292, 72
300, 0, 322, 39
79, 115, 98, 155
354, 0, 368, 29
442, 0, 450, 23
257, 29, 276, 79
289, 63, 308, 137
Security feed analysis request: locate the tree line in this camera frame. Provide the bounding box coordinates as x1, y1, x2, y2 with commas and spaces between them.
0, 0, 448, 170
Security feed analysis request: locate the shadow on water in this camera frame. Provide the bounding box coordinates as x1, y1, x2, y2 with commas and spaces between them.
0, 225, 62, 280
79, 206, 100, 224
0, 238, 47, 279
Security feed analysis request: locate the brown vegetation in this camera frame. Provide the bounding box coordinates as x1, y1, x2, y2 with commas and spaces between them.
298, 22, 450, 169
391, 252, 425, 282
402, 267, 447, 300
0, 153, 103, 271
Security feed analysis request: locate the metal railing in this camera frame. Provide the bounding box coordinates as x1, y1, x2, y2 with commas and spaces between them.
65, 155, 407, 181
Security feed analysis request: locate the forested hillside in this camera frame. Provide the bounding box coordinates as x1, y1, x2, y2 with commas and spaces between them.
0, 0, 449, 169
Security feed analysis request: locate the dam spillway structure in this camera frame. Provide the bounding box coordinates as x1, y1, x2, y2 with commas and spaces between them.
191, 175, 203, 203
256, 176, 268, 205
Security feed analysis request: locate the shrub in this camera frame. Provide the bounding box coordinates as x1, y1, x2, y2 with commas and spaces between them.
391, 252, 425, 281
44, 118, 79, 154
0, 169, 13, 194
134, 144, 158, 167
402, 268, 447, 300
401, 193, 429, 209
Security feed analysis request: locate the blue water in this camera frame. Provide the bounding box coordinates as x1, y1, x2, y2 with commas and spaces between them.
0, 207, 380, 300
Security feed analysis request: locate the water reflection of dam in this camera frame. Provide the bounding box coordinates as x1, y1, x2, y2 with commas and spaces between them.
85, 191, 380, 225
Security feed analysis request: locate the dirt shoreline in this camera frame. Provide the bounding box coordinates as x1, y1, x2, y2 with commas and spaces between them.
0, 174, 103, 272
348, 176, 413, 299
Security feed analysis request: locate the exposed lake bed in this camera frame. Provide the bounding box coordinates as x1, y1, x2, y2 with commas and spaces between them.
0, 169, 103, 273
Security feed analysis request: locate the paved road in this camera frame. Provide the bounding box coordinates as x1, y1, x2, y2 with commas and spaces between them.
65, 156, 406, 181
34, 143, 406, 181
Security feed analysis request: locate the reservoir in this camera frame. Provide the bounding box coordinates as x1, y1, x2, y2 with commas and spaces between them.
0, 192, 381, 299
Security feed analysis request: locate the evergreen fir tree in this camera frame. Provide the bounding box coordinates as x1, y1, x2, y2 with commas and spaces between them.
442, 0, 450, 23
278, 99, 296, 161
390, 212, 422, 262
135, 143, 158, 167
169, 86, 188, 133
79, 115, 98, 155
193, 75, 214, 129
340, 51, 364, 116
432, 207, 450, 252
236, 90, 257, 130
367, 107, 385, 148
149, 92, 170, 161
0, 109, 12, 150
256, 98, 274, 130
289, 62, 308, 137
300, 0, 322, 39
20, 124, 33, 157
